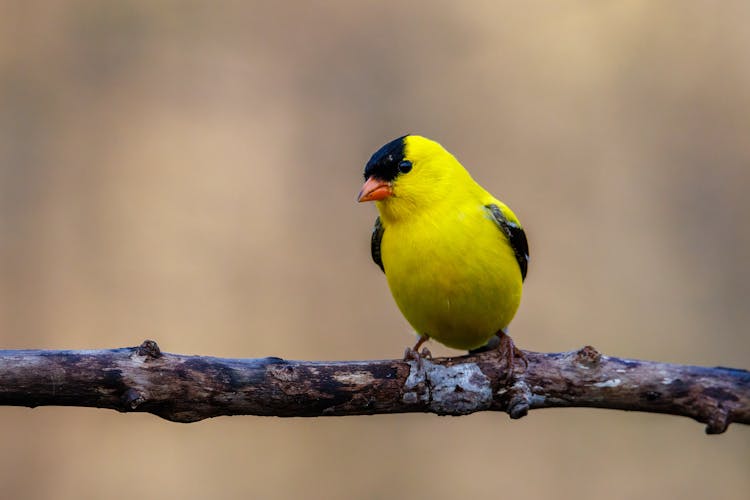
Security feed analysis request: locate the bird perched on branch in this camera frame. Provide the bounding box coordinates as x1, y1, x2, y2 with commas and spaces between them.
358, 135, 529, 373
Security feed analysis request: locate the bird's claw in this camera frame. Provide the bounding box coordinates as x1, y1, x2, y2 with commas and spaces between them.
403, 346, 432, 370
497, 331, 527, 381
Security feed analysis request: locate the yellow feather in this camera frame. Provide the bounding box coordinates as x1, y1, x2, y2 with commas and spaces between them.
371, 136, 525, 350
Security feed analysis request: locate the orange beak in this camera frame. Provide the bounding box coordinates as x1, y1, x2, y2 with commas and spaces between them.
357, 176, 393, 202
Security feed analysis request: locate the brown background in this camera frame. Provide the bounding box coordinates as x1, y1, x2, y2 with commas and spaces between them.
1, 1, 748, 499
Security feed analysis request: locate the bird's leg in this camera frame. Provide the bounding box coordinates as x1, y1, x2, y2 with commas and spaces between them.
403, 335, 432, 369
496, 329, 527, 380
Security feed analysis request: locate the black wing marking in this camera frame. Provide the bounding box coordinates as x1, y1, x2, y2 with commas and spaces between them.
371, 216, 385, 273
485, 204, 529, 281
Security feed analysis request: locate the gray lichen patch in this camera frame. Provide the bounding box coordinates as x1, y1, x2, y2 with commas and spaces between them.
402, 359, 493, 415
403, 360, 429, 404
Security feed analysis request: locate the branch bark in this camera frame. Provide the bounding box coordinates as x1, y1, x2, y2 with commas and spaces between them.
0, 340, 747, 434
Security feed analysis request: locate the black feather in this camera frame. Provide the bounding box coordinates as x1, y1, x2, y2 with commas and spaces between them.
364, 135, 408, 181
485, 204, 529, 281
371, 217, 385, 273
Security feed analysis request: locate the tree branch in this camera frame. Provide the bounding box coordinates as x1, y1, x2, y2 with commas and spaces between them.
0, 340, 747, 434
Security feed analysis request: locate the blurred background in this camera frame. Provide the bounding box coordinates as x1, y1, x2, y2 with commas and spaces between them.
1, 1, 748, 499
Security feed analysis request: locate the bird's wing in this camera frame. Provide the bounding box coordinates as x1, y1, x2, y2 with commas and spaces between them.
485, 204, 529, 281
371, 216, 385, 273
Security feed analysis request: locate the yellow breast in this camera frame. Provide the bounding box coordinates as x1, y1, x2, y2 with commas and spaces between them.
380, 203, 523, 350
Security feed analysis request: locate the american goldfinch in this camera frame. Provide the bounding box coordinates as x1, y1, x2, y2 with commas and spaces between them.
358, 135, 529, 370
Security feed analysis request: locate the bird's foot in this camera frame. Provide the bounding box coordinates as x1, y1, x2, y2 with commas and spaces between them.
403, 337, 431, 369
403, 347, 433, 361
496, 330, 527, 381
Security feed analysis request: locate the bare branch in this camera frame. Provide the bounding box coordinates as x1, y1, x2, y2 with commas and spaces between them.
0, 340, 747, 433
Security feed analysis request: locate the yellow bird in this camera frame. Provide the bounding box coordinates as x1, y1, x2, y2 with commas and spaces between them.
358, 135, 529, 369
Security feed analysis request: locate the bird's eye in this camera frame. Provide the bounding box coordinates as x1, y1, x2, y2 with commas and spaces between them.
398, 160, 413, 174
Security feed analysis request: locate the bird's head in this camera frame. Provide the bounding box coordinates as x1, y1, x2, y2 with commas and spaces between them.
358, 135, 472, 221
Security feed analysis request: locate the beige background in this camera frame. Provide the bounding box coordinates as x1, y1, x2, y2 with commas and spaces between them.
1, 1, 748, 499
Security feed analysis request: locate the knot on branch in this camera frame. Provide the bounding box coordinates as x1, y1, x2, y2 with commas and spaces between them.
705, 407, 730, 435
700, 385, 741, 434
495, 378, 534, 419
403, 359, 493, 415
575, 345, 601, 368
121, 388, 146, 410
135, 340, 162, 359
507, 381, 532, 419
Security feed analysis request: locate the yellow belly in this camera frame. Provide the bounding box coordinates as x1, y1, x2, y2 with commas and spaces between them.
381, 207, 523, 350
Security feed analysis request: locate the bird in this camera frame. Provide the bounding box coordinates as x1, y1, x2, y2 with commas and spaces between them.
357, 135, 529, 373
